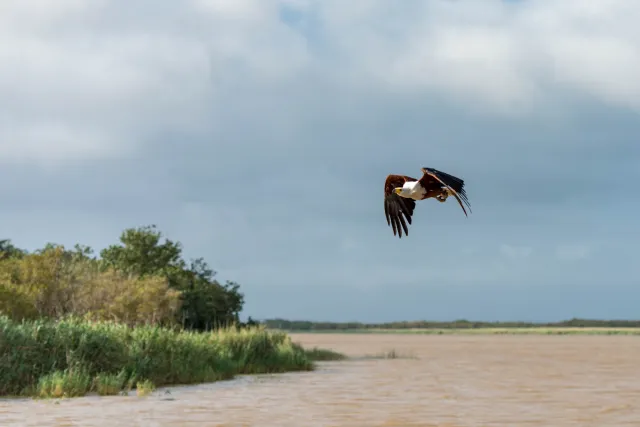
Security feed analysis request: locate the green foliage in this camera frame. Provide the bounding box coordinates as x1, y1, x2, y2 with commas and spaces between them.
0, 225, 246, 331
0, 316, 314, 398
94, 370, 129, 396
36, 369, 93, 398
0, 239, 26, 260
99, 225, 245, 330
100, 225, 184, 277
135, 379, 156, 397
0, 244, 181, 326
0, 228, 345, 400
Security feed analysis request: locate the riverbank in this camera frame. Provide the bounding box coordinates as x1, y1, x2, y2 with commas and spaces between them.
0, 316, 344, 398
281, 327, 640, 335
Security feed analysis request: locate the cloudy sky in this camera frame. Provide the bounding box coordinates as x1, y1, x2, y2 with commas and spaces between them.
2, 0, 639, 323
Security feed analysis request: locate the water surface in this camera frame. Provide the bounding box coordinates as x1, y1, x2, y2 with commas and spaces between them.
1, 333, 639, 426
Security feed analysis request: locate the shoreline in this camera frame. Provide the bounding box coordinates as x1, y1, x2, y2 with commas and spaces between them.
282, 327, 640, 335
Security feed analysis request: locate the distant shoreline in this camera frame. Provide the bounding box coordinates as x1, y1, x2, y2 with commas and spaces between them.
282, 327, 640, 335
261, 318, 640, 335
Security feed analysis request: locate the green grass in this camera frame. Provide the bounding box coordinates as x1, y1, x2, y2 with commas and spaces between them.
0, 315, 340, 399
135, 379, 156, 397
36, 369, 93, 399
285, 327, 640, 335
94, 371, 129, 396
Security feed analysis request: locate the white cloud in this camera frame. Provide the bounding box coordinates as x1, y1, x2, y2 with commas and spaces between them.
387, 25, 539, 114
327, 0, 640, 114
0, 2, 217, 165
1, 0, 639, 167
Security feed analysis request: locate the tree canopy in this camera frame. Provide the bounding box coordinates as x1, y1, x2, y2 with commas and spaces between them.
0, 225, 246, 330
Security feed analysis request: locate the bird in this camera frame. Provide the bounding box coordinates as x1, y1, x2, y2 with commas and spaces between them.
383, 167, 471, 238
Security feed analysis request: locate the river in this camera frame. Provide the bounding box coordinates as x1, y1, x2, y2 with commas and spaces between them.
1, 333, 639, 426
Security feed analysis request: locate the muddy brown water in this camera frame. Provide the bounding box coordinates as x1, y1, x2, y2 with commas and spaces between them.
1, 333, 639, 426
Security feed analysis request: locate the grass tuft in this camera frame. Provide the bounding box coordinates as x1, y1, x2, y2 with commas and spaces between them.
36, 369, 92, 398
94, 370, 128, 396
135, 379, 156, 397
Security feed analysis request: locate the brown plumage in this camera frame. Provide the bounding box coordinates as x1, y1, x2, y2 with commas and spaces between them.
383, 167, 471, 238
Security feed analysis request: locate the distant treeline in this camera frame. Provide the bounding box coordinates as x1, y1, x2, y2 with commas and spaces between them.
262, 318, 640, 330
0, 225, 258, 331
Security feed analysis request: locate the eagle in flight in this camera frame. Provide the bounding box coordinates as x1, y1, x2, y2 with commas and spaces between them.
384, 167, 471, 238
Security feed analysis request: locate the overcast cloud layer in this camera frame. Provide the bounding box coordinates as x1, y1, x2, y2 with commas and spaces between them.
1, 0, 639, 322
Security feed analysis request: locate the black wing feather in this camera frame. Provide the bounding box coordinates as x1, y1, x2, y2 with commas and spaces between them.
421, 167, 472, 214
384, 193, 416, 239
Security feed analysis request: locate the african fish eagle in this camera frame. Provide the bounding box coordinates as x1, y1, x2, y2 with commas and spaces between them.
383, 167, 471, 238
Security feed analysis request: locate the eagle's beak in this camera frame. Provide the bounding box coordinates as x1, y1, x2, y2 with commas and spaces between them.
394, 188, 402, 195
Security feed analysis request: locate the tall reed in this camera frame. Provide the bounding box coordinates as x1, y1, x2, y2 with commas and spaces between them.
0, 316, 315, 398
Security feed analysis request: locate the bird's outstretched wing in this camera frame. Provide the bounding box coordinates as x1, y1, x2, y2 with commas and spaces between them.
419, 167, 472, 216
384, 174, 417, 238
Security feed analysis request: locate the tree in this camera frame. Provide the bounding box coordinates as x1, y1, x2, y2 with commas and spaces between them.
0, 239, 26, 260
100, 225, 185, 277
0, 242, 181, 326
77, 269, 181, 327
99, 225, 245, 330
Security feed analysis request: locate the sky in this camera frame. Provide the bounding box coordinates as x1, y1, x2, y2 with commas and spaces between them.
1, 0, 639, 323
